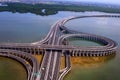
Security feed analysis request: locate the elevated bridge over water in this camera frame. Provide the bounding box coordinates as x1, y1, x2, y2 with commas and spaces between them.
0, 15, 119, 80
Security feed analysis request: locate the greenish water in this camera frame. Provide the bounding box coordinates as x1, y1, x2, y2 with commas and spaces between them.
0, 57, 27, 80
69, 39, 103, 46
64, 13, 120, 80
0, 11, 120, 80
65, 16, 120, 45
64, 52, 120, 80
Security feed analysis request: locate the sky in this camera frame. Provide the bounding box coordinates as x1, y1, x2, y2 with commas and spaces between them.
56, 0, 120, 5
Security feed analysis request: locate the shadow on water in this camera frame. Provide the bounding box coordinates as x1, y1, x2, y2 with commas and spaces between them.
70, 53, 116, 67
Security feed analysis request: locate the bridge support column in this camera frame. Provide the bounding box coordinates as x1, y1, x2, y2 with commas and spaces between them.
103, 51, 106, 56
79, 52, 81, 56
62, 50, 65, 56
83, 51, 85, 57
78, 51, 80, 56
72, 51, 75, 56
99, 52, 103, 56
42, 49, 45, 55
27, 48, 29, 53
34, 48, 36, 55
109, 50, 111, 54
37, 49, 39, 55
74, 51, 76, 57
76, 51, 78, 56
30, 48, 33, 54
87, 51, 91, 57
96, 53, 99, 57
110, 50, 113, 55
74, 51, 76, 56
89, 52, 92, 57
86, 52, 88, 57
69, 50, 72, 56
41, 49, 43, 55
75, 51, 77, 57
80, 51, 83, 56
25, 48, 27, 52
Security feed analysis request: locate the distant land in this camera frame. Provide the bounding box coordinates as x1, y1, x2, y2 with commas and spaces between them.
0, 0, 120, 9
0, 1, 120, 16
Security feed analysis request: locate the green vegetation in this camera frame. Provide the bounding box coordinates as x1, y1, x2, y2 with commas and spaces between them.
0, 3, 120, 16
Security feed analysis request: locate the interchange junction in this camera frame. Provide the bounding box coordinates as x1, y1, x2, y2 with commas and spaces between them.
0, 15, 119, 80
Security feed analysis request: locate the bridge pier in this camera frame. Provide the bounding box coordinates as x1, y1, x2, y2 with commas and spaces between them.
86, 52, 89, 57
34, 48, 36, 54
72, 51, 75, 56
89, 53, 92, 57
75, 51, 77, 57
103, 51, 106, 56
78, 51, 80, 56
0, 15, 119, 80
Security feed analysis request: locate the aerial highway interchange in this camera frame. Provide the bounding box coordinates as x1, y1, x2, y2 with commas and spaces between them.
0, 15, 120, 80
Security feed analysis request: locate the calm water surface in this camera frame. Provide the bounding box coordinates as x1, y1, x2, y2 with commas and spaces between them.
64, 12, 120, 80
0, 11, 120, 80
0, 57, 27, 80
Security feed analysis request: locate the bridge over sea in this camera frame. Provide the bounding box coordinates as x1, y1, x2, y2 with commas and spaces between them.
0, 15, 119, 80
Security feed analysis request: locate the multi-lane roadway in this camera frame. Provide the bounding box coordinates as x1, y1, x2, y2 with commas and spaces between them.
0, 15, 119, 80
